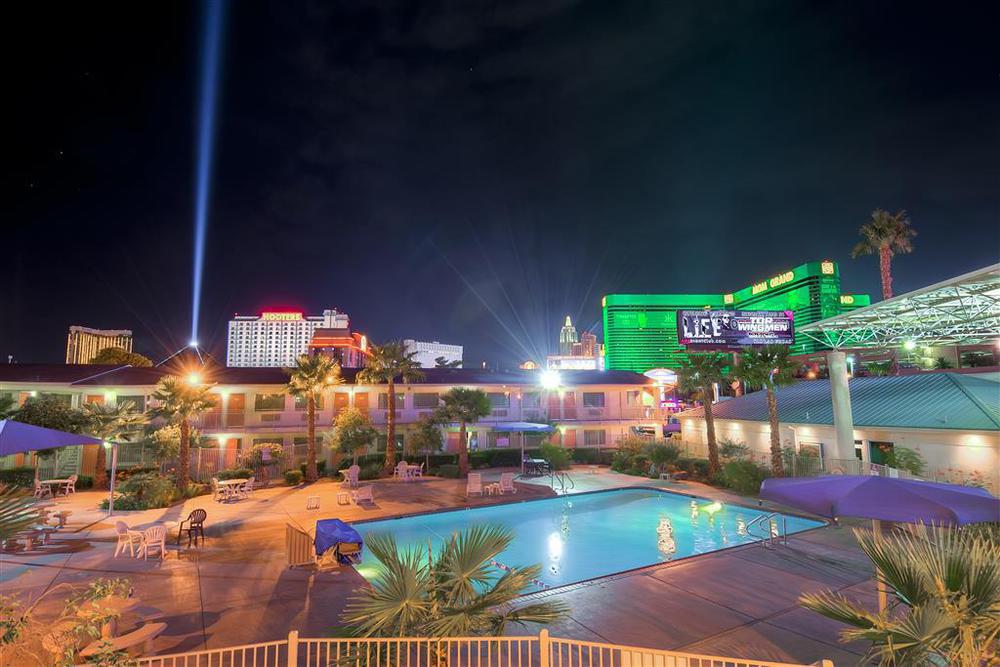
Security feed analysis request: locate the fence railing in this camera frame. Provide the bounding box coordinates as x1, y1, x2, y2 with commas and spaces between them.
131, 630, 832, 667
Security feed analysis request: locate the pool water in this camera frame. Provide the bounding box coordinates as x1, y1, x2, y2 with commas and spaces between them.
353, 488, 823, 590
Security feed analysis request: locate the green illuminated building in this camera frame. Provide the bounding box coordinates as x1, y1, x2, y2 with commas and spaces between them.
602, 260, 871, 372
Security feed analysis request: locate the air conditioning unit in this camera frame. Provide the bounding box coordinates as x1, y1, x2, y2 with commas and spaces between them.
587, 408, 603, 417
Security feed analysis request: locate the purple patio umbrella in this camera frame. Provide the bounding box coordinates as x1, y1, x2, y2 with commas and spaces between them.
760, 475, 999, 526
0, 419, 103, 456
761, 475, 1000, 611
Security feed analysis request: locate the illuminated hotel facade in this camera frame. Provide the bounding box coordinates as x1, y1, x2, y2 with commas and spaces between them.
226, 309, 350, 367
65, 326, 133, 364
603, 260, 871, 372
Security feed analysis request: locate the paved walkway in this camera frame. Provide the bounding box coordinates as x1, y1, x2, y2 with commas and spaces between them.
1, 468, 877, 665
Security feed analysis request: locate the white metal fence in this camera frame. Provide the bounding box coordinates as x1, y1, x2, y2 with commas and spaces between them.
131, 630, 832, 667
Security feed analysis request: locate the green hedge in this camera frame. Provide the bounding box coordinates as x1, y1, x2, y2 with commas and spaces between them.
437, 464, 460, 478
217, 468, 254, 480
0, 468, 37, 487
720, 460, 770, 494
284, 470, 303, 486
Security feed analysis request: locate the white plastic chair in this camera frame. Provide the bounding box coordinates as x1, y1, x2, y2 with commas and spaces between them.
241, 477, 255, 498
138, 525, 167, 561
63, 474, 78, 495
211, 477, 223, 502
412, 463, 424, 478
395, 460, 410, 481
33, 480, 51, 499
499, 472, 517, 495
466, 472, 483, 497
351, 485, 374, 505
341, 465, 360, 489
114, 521, 142, 558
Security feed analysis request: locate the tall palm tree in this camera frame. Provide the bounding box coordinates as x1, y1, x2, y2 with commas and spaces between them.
81, 400, 146, 489
149, 375, 215, 488
735, 345, 798, 476
343, 525, 568, 639
852, 209, 917, 301
801, 524, 1000, 666
436, 387, 491, 477
678, 352, 730, 476
286, 354, 343, 482
357, 341, 424, 474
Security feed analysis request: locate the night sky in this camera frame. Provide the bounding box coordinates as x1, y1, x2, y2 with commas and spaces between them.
4, 1, 998, 367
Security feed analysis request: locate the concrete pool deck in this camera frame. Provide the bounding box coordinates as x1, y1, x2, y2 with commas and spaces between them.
1, 468, 876, 665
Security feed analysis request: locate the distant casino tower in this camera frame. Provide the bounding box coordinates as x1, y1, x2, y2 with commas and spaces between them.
66, 326, 133, 364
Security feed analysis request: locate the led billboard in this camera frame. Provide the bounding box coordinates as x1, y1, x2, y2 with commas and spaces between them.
677, 310, 794, 349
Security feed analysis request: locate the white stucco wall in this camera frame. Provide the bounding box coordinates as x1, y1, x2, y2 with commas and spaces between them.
678, 415, 1000, 491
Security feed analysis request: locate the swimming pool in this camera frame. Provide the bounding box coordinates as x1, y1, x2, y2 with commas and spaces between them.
353, 487, 823, 589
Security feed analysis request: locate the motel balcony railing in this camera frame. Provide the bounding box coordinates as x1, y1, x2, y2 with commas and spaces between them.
128, 629, 833, 667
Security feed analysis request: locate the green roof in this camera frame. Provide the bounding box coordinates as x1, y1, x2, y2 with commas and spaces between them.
678, 372, 1000, 431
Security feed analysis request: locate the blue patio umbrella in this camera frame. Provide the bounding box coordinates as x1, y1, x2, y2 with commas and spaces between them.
0, 419, 103, 456
760, 475, 999, 526
761, 475, 1000, 610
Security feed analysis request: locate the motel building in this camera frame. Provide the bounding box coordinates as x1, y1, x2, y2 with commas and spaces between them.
0, 364, 665, 478
675, 371, 1000, 493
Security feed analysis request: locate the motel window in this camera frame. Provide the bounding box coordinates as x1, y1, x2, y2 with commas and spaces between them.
117, 395, 146, 412
413, 393, 440, 409
582, 392, 605, 408
487, 392, 510, 408
584, 430, 606, 446
39, 393, 73, 407
520, 392, 540, 407
292, 437, 308, 446
377, 393, 406, 410
254, 393, 286, 411
293, 394, 324, 411
625, 390, 642, 407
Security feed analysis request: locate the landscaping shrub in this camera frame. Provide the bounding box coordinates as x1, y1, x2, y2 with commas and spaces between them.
75, 475, 94, 489
539, 442, 572, 470
284, 470, 304, 486
437, 464, 460, 478
674, 457, 712, 481
569, 447, 615, 465
217, 468, 254, 480
177, 482, 209, 499
0, 468, 37, 487
647, 443, 681, 473
884, 447, 925, 476
115, 465, 158, 481
359, 463, 382, 480
99, 472, 177, 510
719, 438, 750, 461
299, 460, 327, 477
721, 460, 770, 494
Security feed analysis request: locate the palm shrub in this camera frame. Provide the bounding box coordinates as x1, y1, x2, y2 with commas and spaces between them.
82, 399, 146, 489
884, 447, 926, 476
435, 388, 491, 477
0, 485, 38, 542
343, 525, 568, 640
646, 442, 681, 475
801, 524, 1000, 666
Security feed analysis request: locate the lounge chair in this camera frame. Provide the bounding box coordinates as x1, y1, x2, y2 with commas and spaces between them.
114, 521, 143, 558
499, 472, 517, 495
177, 509, 207, 547
341, 464, 360, 489
351, 485, 374, 505
137, 525, 167, 561
467, 472, 483, 497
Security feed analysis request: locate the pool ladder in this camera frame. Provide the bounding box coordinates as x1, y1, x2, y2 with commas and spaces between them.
550, 471, 575, 494
745, 512, 787, 549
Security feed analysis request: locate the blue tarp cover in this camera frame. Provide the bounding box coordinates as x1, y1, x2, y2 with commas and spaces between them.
315, 519, 363, 558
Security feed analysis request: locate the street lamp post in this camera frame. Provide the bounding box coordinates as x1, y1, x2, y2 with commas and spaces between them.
105, 441, 119, 516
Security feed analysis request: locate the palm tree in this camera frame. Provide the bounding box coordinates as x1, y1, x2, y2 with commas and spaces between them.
801, 524, 1000, 666
357, 341, 424, 474
852, 209, 917, 301
343, 525, 568, 639
436, 387, 491, 477
149, 375, 215, 488
81, 400, 146, 489
734, 345, 798, 476
678, 353, 730, 476
286, 354, 343, 482
434, 356, 461, 368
